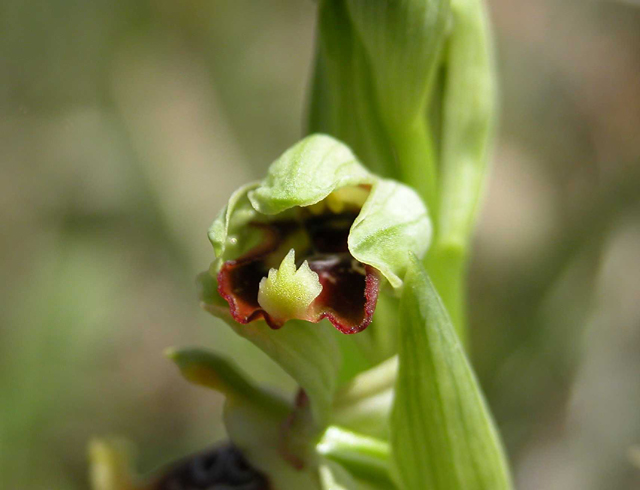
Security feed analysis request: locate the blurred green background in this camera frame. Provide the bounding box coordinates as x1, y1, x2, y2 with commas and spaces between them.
1, 1, 639, 489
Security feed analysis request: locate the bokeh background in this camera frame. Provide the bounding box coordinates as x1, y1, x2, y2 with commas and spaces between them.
1, 0, 639, 488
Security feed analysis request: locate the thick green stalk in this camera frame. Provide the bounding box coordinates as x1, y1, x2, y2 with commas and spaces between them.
387, 116, 439, 221
318, 427, 394, 486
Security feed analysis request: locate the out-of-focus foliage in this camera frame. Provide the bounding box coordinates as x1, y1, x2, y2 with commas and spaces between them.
1, 1, 639, 489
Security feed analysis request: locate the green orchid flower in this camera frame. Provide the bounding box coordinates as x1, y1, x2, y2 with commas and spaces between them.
201, 133, 431, 334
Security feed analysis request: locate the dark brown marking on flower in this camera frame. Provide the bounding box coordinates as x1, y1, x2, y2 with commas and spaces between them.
217, 211, 380, 333
152, 444, 270, 490
302, 212, 356, 254
307, 255, 379, 334
217, 221, 302, 329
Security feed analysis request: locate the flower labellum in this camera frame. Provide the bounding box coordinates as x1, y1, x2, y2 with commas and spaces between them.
203, 134, 431, 334
257, 249, 323, 325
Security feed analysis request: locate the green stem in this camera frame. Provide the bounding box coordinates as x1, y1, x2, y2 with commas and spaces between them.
317, 426, 393, 486
425, 241, 467, 346
388, 117, 439, 222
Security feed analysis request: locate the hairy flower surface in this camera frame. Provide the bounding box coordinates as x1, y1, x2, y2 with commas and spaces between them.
202, 134, 431, 334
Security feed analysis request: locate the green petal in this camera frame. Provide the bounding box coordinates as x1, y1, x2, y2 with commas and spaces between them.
391, 256, 512, 489
349, 179, 431, 289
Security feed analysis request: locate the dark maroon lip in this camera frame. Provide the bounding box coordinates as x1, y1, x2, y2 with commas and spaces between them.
216, 213, 380, 334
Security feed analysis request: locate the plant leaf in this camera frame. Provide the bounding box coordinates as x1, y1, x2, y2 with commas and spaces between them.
309, 0, 398, 180
391, 255, 512, 489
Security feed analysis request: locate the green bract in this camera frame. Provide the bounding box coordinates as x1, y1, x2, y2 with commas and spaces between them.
391, 256, 512, 489
346, 0, 451, 127
310, 0, 451, 217
426, 0, 497, 340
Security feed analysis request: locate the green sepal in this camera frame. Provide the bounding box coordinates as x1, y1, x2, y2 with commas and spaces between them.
248, 134, 374, 215
166, 347, 289, 416
223, 319, 341, 428
391, 255, 512, 489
